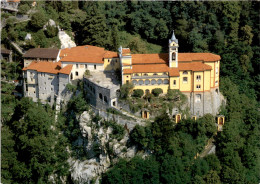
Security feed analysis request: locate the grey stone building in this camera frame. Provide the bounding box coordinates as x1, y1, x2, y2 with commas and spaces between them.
23, 61, 72, 104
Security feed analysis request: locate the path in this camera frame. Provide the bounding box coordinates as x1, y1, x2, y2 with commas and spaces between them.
199, 138, 216, 158
8, 39, 24, 55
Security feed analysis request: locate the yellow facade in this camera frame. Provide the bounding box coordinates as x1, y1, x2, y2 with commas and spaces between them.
169, 76, 180, 90
179, 70, 192, 92
104, 58, 120, 71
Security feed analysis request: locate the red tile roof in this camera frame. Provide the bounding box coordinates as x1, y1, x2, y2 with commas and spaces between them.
103, 51, 118, 58
22, 61, 72, 75
131, 53, 220, 64
179, 53, 221, 62
178, 62, 212, 71
59, 64, 73, 74
123, 62, 211, 76
123, 64, 180, 77
60, 45, 117, 63
122, 48, 131, 56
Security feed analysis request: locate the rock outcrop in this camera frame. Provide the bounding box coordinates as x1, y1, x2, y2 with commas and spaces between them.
69, 111, 138, 184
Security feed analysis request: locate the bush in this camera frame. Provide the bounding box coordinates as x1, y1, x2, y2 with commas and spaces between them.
104, 121, 125, 140
132, 89, 144, 98
152, 88, 163, 97
120, 83, 134, 99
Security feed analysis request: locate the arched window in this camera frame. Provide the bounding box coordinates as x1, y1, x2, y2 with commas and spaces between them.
104, 96, 108, 103
132, 80, 137, 85
163, 72, 167, 76
151, 79, 156, 85
196, 85, 201, 90
183, 71, 188, 75
183, 77, 188, 83
143, 73, 148, 76
163, 79, 169, 84
99, 93, 103, 100
145, 80, 150, 85
75, 71, 79, 76
138, 80, 144, 85
157, 79, 162, 85
134, 73, 139, 76
153, 73, 158, 76
172, 52, 175, 60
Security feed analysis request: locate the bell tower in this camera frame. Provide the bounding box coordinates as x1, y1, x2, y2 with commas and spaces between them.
169, 30, 179, 68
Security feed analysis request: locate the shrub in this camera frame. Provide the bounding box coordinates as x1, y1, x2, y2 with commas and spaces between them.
152, 88, 163, 97
120, 83, 134, 99
132, 89, 144, 98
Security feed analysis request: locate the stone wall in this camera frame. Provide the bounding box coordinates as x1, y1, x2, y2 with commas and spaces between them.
185, 87, 224, 117
83, 78, 119, 110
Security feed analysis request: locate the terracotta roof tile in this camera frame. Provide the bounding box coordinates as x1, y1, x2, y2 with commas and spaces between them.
59, 64, 73, 74
179, 53, 221, 62
60, 45, 117, 63
23, 48, 59, 59
22, 61, 72, 75
131, 53, 220, 64
123, 62, 211, 76
123, 64, 180, 77
122, 48, 131, 56
103, 51, 118, 58
178, 62, 212, 71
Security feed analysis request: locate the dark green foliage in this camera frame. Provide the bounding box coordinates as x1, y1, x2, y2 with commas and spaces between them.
2, 98, 69, 183
132, 89, 144, 98
119, 82, 134, 99
102, 156, 160, 184
82, 3, 109, 48
104, 121, 125, 141
30, 11, 48, 30
67, 93, 89, 114
152, 88, 163, 97
18, 4, 30, 14
45, 25, 58, 38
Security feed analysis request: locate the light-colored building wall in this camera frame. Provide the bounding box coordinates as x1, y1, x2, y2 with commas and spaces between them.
59, 73, 70, 96
38, 73, 59, 102
104, 58, 120, 71
61, 62, 103, 80
169, 76, 180, 90
179, 70, 192, 92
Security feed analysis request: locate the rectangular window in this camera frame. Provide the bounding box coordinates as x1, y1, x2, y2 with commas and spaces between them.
215, 81, 218, 85
183, 77, 188, 83
173, 80, 176, 86
195, 94, 201, 102
216, 67, 218, 74
126, 80, 129, 84
196, 85, 201, 90
196, 75, 201, 81
94, 65, 96, 70
76, 64, 79, 69
85, 64, 88, 68
76, 71, 79, 76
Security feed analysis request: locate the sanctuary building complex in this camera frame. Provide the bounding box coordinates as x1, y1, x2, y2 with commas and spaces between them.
22, 31, 223, 116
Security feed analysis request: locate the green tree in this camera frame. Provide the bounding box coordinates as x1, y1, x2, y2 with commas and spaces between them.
132, 89, 144, 98
119, 83, 134, 99
82, 3, 109, 48
128, 36, 147, 54
18, 4, 30, 14
30, 11, 48, 30
152, 88, 163, 97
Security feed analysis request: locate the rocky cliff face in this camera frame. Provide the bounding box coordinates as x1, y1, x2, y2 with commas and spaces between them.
69, 111, 137, 184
